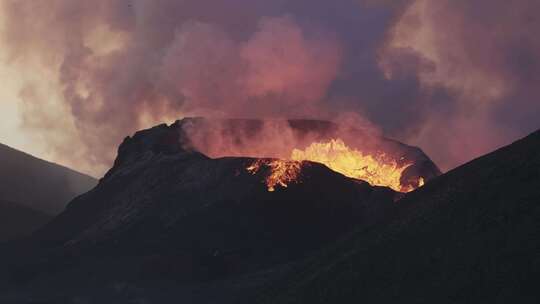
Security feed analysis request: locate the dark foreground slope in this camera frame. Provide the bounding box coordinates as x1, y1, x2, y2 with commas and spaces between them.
253, 130, 540, 304
0, 123, 397, 303
0, 200, 52, 242
0, 143, 97, 215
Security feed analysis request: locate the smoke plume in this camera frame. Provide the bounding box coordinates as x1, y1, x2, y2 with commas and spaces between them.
0, 0, 539, 176
380, 0, 540, 169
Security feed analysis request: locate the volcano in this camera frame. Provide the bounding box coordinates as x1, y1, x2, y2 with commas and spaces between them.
1, 120, 538, 303
0, 118, 437, 302
8, 118, 540, 304
7, 120, 539, 303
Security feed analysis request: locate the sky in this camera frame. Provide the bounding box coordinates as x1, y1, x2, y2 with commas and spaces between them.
0, 0, 539, 177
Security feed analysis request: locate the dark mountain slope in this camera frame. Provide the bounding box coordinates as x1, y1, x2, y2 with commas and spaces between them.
254, 130, 540, 304
0, 143, 97, 215
0, 200, 52, 242
0, 122, 398, 303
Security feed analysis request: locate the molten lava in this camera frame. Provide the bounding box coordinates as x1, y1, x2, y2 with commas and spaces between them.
246, 159, 303, 192
291, 139, 418, 192
247, 138, 425, 193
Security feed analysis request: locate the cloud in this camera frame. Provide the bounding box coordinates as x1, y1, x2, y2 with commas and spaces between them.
1, 1, 351, 176
158, 15, 342, 117
240, 16, 341, 113
0, 0, 539, 175
380, 0, 540, 169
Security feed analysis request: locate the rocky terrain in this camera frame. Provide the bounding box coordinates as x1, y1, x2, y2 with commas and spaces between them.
2, 119, 537, 303
251, 129, 540, 304
0, 121, 400, 303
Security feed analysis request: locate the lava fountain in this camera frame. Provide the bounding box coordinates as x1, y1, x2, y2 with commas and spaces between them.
180, 118, 438, 193
291, 139, 424, 192
246, 139, 424, 193
246, 159, 303, 192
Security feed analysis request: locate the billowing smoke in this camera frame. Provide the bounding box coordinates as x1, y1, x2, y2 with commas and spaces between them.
0, 0, 539, 176
159, 15, 341, 117
380, 0, 540, 169
182, 114, 382, 161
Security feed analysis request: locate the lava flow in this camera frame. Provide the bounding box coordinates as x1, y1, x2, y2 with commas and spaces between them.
246, 159, 303, 192
291, 139, 422, 192
247, 138, 424, 193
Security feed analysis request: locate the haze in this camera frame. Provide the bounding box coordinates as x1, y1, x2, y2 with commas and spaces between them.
1, 0, 539, 177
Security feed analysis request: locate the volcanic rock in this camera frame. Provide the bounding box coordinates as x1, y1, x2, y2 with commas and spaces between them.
0, 121, 399, 303
251, 129, 540, 304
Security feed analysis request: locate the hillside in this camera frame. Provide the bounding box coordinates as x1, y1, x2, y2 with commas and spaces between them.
4, 122, 537, 303
0, 143, 97, 215
252, 130, 540, 303
0, 200, 52, 242
0, 122, 398, 303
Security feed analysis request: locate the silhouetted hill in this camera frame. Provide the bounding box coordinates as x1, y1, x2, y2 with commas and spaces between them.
252, 130, 540, 304
0, 122, 399, 303
0, 200, 52, 242
0, 143, 97, 215
4, 122, 537, 304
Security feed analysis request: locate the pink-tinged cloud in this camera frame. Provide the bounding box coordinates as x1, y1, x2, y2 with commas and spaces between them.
380, 0, 540, 170
1, 0, 539, 176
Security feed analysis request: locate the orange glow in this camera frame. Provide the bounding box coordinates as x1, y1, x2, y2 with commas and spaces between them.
247, 139, 425, 193
246, 159, 303, 192
291, 139, 419, 192
400, 177, 425, 193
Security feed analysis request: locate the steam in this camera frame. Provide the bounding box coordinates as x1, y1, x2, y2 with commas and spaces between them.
159, 16, 341, 117
183, 115, 384, 162
380, 0, 540, 169
0, 1, 346, 175
1, 0, 539, 176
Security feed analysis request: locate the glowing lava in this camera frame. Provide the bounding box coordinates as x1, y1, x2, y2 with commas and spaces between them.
246, 139, 424, 193
246, 159, 303, 192
291, 139, 417, 192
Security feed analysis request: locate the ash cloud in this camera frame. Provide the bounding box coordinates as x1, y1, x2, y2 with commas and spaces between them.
1, 0, 539, 175
158, 15, 342, 117
381, 0, 540, 169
